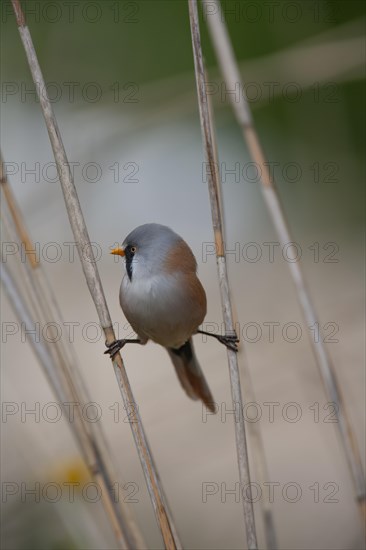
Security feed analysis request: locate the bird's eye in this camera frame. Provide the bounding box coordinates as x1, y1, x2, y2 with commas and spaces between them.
130, 246, 137, 254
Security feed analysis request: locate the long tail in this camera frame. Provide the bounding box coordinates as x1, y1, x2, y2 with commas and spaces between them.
167, 339, 216, 413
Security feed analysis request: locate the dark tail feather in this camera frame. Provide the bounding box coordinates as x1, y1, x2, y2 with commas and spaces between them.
167, 339, 216, 413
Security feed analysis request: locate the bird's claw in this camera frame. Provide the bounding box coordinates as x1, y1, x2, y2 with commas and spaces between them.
104, 339, 126, 358
217, 333, 239, 352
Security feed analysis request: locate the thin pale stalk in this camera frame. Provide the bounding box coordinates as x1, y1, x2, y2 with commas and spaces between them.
34, 266, 147, 549
10, 1, 181, 547
188, 1, 258, 548
236, 336, 277, 550
207, 84, 277, 550
0, 153, 146, 549
0, 259, 130, 548
0, 205, 136, 550
0, 179, 145, 550
206, 84, 277, 548
202, 0, 365, 522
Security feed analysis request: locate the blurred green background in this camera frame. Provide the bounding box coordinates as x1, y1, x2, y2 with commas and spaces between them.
1, 1, 365, 549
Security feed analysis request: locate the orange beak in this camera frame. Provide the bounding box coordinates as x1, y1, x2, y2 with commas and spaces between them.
110, 247, 125, 257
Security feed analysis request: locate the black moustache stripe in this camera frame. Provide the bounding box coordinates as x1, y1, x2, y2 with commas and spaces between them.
125, 247, 134, 281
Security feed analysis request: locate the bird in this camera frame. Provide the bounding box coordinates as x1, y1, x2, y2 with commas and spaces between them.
105, 223, 238, 412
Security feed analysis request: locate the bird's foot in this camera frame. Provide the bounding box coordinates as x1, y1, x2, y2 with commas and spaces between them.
216, 333, 239, 352
104, 339, 126, 358
197, 329, 239, 352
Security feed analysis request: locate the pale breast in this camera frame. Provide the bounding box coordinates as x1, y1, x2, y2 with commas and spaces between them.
119, 271, 206, 348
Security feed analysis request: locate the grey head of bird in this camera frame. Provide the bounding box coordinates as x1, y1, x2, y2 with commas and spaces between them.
111, 223, 197, 282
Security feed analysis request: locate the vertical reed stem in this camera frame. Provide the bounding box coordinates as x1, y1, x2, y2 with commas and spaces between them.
10, 1, 181, 547
1, 152, 146, 550
202, 0, 365, 522
188, 1, 258, 548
